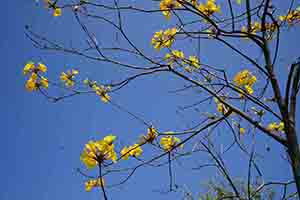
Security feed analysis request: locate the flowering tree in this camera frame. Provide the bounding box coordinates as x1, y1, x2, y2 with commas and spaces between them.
24, 0, 300, 199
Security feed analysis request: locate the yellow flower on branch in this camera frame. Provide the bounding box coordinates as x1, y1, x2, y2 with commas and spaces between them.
60, 69, 79, 87
233, 69, 257, 97
92, 85, 111, 103
44, 0, 62, 17
151, 28, 178, 50
120, 146, 130, 160
159, 0, 182, 20
80, 135, 117, 169
241, 22, 261, 35
241, 22, 277, 40
84, 79, 111, 103
188, 56, 201, 69
23, 62, 47, 75
140, 126, 158, 144
182, 55, 201, 72
129, 144, 143, 157
165, 50, 185, 66
267, 122, 285, 133
53, 8, 62, 17
120, 144, 143, 160
279, 10, 300, 25
198, 0, 221, 17
25, 73, 38, 91
40, 76, 49, 89
23, 62, 49, 92
37, 63, 47, 73
85, 178, 105, 192
23, 62, 35, 75
160, 135, 183, 152
103, 134, 117, 145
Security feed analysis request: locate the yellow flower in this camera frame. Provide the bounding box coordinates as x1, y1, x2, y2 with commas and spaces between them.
188, 56, 201, 69
85, 178, 105, 192
244, 85, 253, 95
141, 127, 158, 144
182, 55, 201, 72
198, 0, 221, 17
94, 141, 117, 163
92, 85, 111, 103
23, 62, 47, 75
160, 135, 183, 152
24, 69, 49, 92
40, 76, 49, 89
103, 134, 117, 145
60, 69, 79, 87
241, 21, 277, 40
241, 21, 261, 35
151, 28, 177, 50
23, 62, 35, 75
120, 146, 130, 160
233, 69, 257, 96
80, 136, 117, 169
159, 0, 182, 19
165, 50, 184, 66
267, 122, 285, 133
279, 10, 300, 25
25, 73, 39, 91
25, 78, 38, 91
80, 141, 98, 169
239, 127, 245, 135
37, 63, 47, 73
129, 144, 143, 157
120, 144, 143, 159
233, 70, 253, 85
53, 8, 62, 17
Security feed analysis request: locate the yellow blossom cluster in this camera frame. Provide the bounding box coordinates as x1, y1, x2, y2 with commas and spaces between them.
241, 22, 278, 40
44, 0, 62, 16
140, 127, 158, 144
198, 0, 221, 17
85, 178, 105, 192
151, 28, 178, 50
159, 0, 182, 19
60, 69, 79, 87
233, 70, 257, 96
279, 9, 300, 25
84, 79, 111, 103
241, 22, 261, 35
165, 50, 185, 66
183, 55, 201, 72
23, 62, 49, 91
165, 50, 201, 72
80, 135, 117, 169
120, 144, 143, 160
79, 126, 184, 192
160, 135, 183, 152
267, 122, 285, 133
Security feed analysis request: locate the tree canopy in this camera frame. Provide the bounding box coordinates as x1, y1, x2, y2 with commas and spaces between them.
22, 0, 300, 199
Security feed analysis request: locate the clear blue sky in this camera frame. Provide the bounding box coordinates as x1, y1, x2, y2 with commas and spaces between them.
1, 1, 299, 199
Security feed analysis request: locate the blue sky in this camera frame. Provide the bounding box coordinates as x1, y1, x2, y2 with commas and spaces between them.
1, 0, 300, 199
